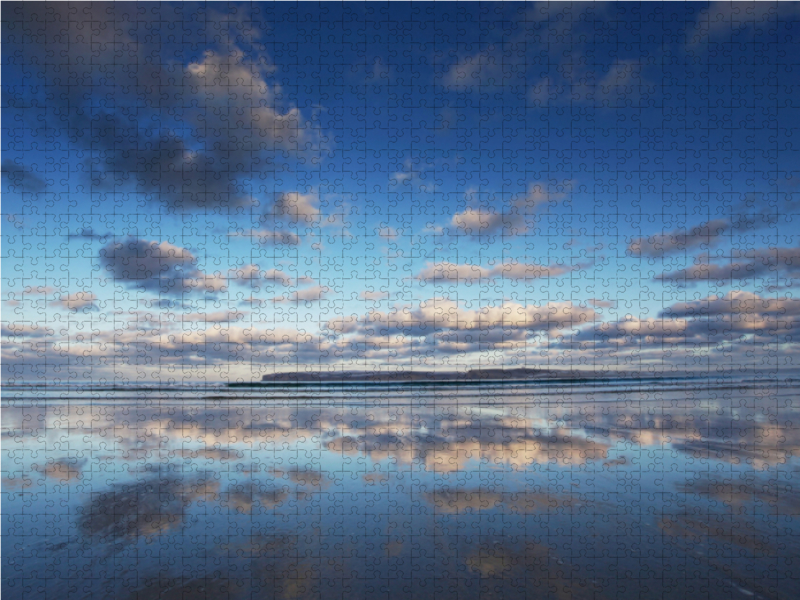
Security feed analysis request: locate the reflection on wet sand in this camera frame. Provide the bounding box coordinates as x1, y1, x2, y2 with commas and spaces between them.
220, 483, 289, 514
460, 539, 603, 600
125, 575, 234, 600
3, 383, 799, 600
426, 489, 573, 513
79, 474, 220, 542
270, 467, 326, 487
658, 512, 766, 552
678, 472, 800, 512
39, 458, 86, 481
326, 427, 609, 471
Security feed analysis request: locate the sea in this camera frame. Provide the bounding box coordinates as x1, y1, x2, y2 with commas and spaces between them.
2, 376, 798, 599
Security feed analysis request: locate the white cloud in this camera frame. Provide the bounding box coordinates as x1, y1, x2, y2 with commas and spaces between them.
265, 192, 320, 225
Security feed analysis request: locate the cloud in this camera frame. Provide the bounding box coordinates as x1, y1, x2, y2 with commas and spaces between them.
687, 2, 797, 44
360, 291, 390, 301
228, 265, 293, 287
564, 316, 691, 350
180, 310, 246, 324
66, 228, 111, 242
1, 160, 46, 192
51, 292, 98, 312
588, 298, 616, 309
416, 261, 575, 283
662, 290, 800, 319
560, 291, 800, 353
415, 262, 494, 283
440, 47, 525, 93
528, 76, 567, 107
530, 60, 656, 108
629, 219, 730, 257
21, 285, 59, 296
377, 226, 399, 240
263, 192, 321, 225
326, 298, 596, 359
655, 246, 800, 286
229, 229, 301, 246
1, 321, 340, 383
451, 182, 568, 236
1, 323, 55, 338
585, 60, 650, 105
100, 238, 226, 295
6, 4, 316, 213
272, 285, 328, 304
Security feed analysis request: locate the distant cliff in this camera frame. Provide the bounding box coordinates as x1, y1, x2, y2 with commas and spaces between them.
250, 368, 614, 384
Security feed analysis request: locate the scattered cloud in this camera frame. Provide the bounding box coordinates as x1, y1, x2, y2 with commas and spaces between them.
416, 260, 576, 283
228, 265, 294, 287
661, 290, 800, 319
655, 246, 800, 286
451, 182, 569, 236
327, 298, 596, 358
360, 291, 390, 301
629, 219, 730, 257
377, 226, 399, 240
263, 192, 321, 225
272, 285, 329, 304
1, 323, 55, 338
66, 228, 111, 242
686, 2, 797, 45
440, 46, 524, 93
51, 292, 98, 312
560, 291, 800, 352
228, 229, 301, 246
180, 310, 246, 324
7, 4, 316, 213
1, 159, 46, 192
100, 238, 226, 295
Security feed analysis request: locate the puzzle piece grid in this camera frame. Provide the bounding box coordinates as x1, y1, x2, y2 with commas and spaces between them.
2, 3, 800, 600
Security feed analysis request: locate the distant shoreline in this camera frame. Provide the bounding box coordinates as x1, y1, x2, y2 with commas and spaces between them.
225, 368, 698, 387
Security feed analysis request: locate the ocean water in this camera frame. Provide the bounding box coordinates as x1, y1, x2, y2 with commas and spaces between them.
2, 377, 799, 599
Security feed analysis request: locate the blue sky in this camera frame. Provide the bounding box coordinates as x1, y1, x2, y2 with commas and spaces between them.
3, 1, 800, 382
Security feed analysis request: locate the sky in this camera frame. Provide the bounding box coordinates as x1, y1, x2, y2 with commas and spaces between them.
2, 1, 800, 383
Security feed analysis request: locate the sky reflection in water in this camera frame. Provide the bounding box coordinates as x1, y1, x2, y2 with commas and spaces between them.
3, 379, 799, 600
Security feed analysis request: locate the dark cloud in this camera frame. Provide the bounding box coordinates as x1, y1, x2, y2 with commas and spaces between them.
662, 290, 800, 319
66, 228, 111, 242
560, 291, 800, 353
4, 3, 315, 213
100, 238, 226, 295
79, 474, 220, 542
1, 159, 46, 192
655, 246, 800, 286
1, 323, 55, 338
229, 229, 301, 246
628, 219, 730, 257
326, 298, 596, 359
687, 1, 800, 45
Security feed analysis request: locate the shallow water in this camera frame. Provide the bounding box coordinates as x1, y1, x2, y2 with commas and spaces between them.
3, 378, 799, 599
